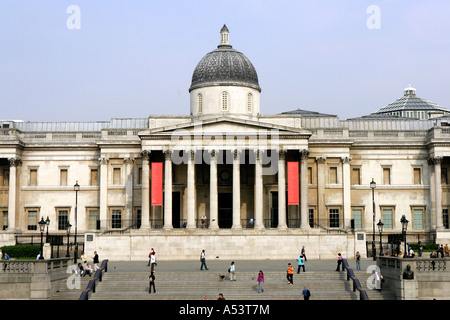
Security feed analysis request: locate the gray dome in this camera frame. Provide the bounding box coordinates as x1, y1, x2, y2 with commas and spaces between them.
189, 28, 261, 92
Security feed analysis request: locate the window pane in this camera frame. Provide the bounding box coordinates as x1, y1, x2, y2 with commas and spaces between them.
27, 210, 38, 230
2, 211, 7, 230
352, 209, 362, 229
329, 209, 339, 228
89, 209, 100, 230
112, 209, 122, 228
382, 209, 393, 229
58, 210, 69, 230
443, 209, 449, 229
413, 209, 423, 229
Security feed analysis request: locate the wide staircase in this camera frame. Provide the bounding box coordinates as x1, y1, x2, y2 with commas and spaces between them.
52, 269, 397, 300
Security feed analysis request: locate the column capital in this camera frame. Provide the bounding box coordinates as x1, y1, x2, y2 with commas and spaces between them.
140, 150, 150, 160
316, 156, 326, 164
124, 157, 135, 165
278, 149, 287, 160
233, 149, 241, 160
341, 156, 351, 164
99, 157, 109, 165
8, 158, 21, 167
300, 149, 310, 159
428, 156, 443, 165
164, 149, 172, 160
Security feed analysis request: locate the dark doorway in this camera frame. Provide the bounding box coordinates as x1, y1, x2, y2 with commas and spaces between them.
172, 192, 181, 228
270, 191, 279, 228
218, 193, 232, 228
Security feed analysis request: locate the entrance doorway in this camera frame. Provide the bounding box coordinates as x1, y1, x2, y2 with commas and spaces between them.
218, 193, 232, 228
172, 192, 181, 228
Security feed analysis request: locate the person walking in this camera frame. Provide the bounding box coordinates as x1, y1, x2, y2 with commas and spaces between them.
150, 252, 157, 272
228, 261, 236, 281
355, 251, 361, 272
257, 270, 264, 293
148, 271, 156, 293
200, 249, 208, 270
297, 255, 305, 273
301, 246, 307, 262
93, 251, 99, 271
302, 286, 311, 300
335, 253, 343, 272
147, 248, 155, 266
287, 263, 294, 284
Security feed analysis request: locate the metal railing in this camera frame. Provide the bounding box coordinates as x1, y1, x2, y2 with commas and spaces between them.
342, 259, 369, 300
79, 259, 109, 300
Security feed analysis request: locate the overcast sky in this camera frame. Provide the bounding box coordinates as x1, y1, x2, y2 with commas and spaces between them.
1, 0, 449, 122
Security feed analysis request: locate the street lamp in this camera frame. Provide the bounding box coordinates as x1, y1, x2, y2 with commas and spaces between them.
377, 219, 384, 256
370, 178, 376, 260
45, 216, 50, 242
400, 215, 409, 258
66, 221, 72, 258
38, 217, 46, 260
74, 181, 80, 264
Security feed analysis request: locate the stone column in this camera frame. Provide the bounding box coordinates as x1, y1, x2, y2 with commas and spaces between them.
278, 150, 287, 229
209, 150, 219, 229
124, 157, 134, 227
434, 157, 443, 230
300, 150, 310, 228
316, 157, 326, 226
254, 150, 264, 229
163, 150, 173, 230
342, 157, 351, 229
7, 158, 20, 231
232, 150, 242, 229
140, 151, 150, 230
99, 157, 109, 230
186, 150, 196, 229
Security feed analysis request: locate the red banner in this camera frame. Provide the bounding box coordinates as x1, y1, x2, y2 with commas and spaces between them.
151, 162, 163, 206
287, 161, 299, 205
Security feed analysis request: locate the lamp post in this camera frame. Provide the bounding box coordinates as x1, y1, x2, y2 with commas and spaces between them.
370, 178, 376, 260
401, 215, 409, 258
38, 217, 46, 260
45, 216, 50, 242
66, 221, 72, 258
74, 181, 80, 264
377, 219, 384, 256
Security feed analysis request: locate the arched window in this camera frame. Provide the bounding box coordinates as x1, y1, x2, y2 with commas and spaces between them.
247, 93, 253, 112
197, 93, 203, 113
221, 91, 229, 112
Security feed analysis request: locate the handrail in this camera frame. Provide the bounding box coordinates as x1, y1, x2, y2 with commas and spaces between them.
79, 259, 109, 300
343, 259, 369, 300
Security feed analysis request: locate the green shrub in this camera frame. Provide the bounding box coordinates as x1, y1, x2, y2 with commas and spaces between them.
409, 243, 437, 252
1, 244, 41, 259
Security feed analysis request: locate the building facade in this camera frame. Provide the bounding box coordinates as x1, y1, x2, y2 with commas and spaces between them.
1, 26, 449, 261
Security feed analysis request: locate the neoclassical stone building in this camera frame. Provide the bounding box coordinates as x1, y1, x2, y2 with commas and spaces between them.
1, 26, 449, 260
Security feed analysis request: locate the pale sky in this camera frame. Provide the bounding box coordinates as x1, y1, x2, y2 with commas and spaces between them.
1, 0, 449, 122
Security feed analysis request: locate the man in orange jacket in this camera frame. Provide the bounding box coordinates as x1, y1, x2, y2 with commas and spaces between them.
287, 263, 294, 284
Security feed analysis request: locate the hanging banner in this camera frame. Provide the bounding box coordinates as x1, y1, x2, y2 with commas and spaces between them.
151, 162, 163, 206
287, 161, 299, 205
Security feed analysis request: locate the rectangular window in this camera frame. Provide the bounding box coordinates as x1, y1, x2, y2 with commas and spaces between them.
57, 209, 69, 230
444, 209, 449, 229
138, 167, 142, 185
30, 169, 37, 186
113, 168, 121, 185
308, 208, 315, 228
329, 208, 339, 228
90, 169, 99, 186
111, 209, 122, 229
88, 208, 100, 230
329, 167, 337, 184
352, 208, 362, 229
308, 167, 312, 184
413, 208, 424, 229
413, 168, 421, 185
383, 168, 391, 185
442, 168, 448, 184
3, 170, 9, 186
382, 208, 393, 229
2, 210, 7, 230
351, 168, 360, 185
60, 169, 68, 186
27, 210, 38, 230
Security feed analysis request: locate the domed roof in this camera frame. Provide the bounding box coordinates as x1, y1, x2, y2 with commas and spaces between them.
189, 25, 261, 92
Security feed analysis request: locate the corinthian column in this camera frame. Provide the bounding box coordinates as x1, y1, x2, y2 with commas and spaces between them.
434, 157, 443, 230
232, 150, 242, 229
186, 150, 196, 229
140, 151, 150, 230
209, 150, 219, 229
300, 150, 310, 228
99, 157, 109, 230
342, 156, 351, 229
278, 150, 287, 229
7, 158, 20, 231
163, 150, 173, 230
254, 150, 264, 229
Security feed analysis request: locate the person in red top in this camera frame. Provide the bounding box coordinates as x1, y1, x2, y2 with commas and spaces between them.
287, 263, 294, 284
